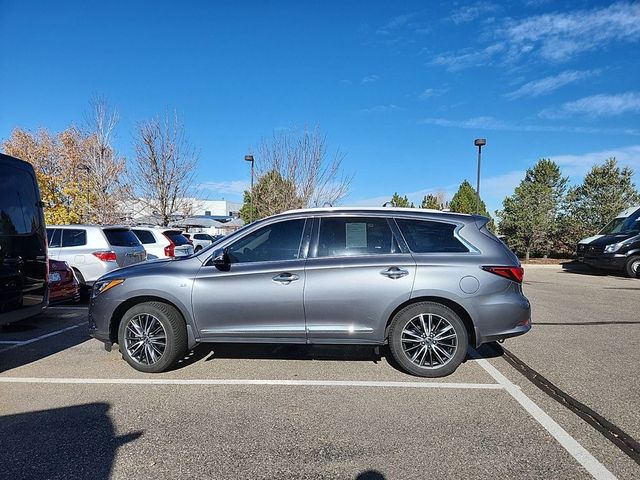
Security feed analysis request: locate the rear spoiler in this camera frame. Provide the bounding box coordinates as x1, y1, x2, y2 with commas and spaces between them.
473, 215, 490, 230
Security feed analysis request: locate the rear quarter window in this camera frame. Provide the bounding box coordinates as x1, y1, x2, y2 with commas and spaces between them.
164, 231, 190, 245
104, 229, 141, 247
396, 219, 468, 253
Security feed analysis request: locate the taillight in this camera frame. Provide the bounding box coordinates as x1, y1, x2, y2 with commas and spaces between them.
163, 234, 176, 257
482, 266, 524, 283
92, 251, 117, 262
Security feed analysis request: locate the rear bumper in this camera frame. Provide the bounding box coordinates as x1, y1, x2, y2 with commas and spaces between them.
583, 254, 626, 271
468, 285, 532, 347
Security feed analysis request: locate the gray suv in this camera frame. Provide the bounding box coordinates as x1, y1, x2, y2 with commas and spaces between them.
89, 208, 531, 377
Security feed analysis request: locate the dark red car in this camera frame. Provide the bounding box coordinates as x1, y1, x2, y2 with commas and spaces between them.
48, 259, 80, 304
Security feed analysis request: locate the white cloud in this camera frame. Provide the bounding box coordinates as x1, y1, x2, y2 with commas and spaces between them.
540, 92, 640, 119
431, 2, 640, 70
418, 88, 448, 100
502, 2, 640, 62
450, 2, 498, 24
505, 70, 599, 99
361, 74, 380, 84
199, 180, 248, 195
430, 44, 503, 72
358, 104, 401, 114
549, 145, 640, 177
418, 115, 640, 135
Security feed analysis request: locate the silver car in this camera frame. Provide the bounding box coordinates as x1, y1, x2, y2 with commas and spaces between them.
88, 208, 531, 377
47, 225, 146, 286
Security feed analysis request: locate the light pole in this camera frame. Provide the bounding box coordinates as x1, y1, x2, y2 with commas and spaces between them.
244, 154, 254, 222
474, 138, 486, 214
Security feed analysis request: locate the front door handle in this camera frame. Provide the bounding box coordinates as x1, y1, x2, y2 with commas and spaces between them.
272, 272, 300, 284
380, 267, 409, 279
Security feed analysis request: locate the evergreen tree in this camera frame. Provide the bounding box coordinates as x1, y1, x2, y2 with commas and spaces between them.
449, 180, 494, 230
390, 192, 414, 208
239, 170, 303, 223
421, 193, 444, 210
497, 159, 568, 261
560, 158, 640, 250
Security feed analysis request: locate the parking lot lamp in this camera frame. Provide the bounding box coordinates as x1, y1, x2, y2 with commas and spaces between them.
244, 155, 255, 222
474, 138, 486, 215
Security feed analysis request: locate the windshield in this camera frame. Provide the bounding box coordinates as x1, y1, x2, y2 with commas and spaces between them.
598, 217, 626, 235
618, 209, 640, 235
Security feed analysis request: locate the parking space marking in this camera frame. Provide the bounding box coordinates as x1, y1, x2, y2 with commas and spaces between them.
0, 324, 85, 353
0, 377, 504, 389
470, 351, 617, 480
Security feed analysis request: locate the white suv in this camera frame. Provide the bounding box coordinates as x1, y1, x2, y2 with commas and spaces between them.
46, 225, 146, 286
131, 227, 194, 259
183, 233, 222, 252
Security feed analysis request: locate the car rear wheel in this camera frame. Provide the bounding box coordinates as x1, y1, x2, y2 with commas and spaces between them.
388, 302, 468, 377
625, 255, 640, 278
118, 301, 187, 373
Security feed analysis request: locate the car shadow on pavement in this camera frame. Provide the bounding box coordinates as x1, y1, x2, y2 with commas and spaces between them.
0, 318, 90, 374
560, 260, 634, 278
171, 342, 505, 375
0, 402, 141, 480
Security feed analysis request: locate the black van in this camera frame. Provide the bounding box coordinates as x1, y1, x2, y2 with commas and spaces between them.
0, 153, 48, 323
582, 207, 640, 277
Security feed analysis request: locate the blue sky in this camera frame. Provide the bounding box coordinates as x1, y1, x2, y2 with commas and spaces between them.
1, 0, 640, 215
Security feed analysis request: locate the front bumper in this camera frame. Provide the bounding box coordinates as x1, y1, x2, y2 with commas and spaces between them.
583, 253, 626, 271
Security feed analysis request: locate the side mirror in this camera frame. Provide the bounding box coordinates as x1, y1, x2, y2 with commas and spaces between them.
211, 248, 230, 269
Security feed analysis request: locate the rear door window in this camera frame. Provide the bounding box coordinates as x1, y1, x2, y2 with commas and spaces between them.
132, 229, 156, 244
104, 229, 141, 247
396, 219, 468, 253
61, 229, 87, 247
317, 217, 397, 257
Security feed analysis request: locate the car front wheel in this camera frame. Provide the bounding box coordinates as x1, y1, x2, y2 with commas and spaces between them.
388, 302, 468, 377
118, 301, 187, 373
625, 255, 640, 278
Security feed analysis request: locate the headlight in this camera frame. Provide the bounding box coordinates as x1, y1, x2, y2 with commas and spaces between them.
92, 279, 125, 298
604, 242, 624, 253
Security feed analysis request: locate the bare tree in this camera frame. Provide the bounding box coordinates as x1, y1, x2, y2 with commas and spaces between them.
81, 96, 129, 224
130, 112, 198, 226
256, 126, 351, 208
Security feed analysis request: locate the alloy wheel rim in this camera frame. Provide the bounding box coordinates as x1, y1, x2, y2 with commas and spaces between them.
401, 313, 458, 369
124, 314, 167, 365
632, 260, 640, 275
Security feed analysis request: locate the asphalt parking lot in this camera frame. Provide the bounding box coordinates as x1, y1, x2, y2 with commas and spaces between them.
1, 267, 639, 479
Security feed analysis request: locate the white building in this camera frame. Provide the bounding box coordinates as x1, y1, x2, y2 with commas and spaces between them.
188, 199, 243, 218
123, 198, 243, 224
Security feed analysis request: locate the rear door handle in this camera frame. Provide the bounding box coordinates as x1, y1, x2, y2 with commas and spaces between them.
380, 267, 409, 279
272, 272, 300, 284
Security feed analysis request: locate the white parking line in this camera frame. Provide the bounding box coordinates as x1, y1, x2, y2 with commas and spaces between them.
0, 324, 85, 353
470, 351, 617, 480
0, 377, 504, 389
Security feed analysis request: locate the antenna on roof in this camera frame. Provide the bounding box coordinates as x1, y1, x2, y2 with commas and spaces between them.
382, 201, 394, 207
322, 202, 333, 207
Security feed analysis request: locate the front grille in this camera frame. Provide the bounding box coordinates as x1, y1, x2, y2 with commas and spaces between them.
587, 245, 605, 255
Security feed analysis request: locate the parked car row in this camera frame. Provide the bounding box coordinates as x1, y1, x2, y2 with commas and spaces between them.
45, 225, 202, 295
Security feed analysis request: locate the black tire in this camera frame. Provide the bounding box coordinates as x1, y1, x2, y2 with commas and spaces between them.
118, 301, 187, 373
388, 302, 468, 378
624, 255, 640, 278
